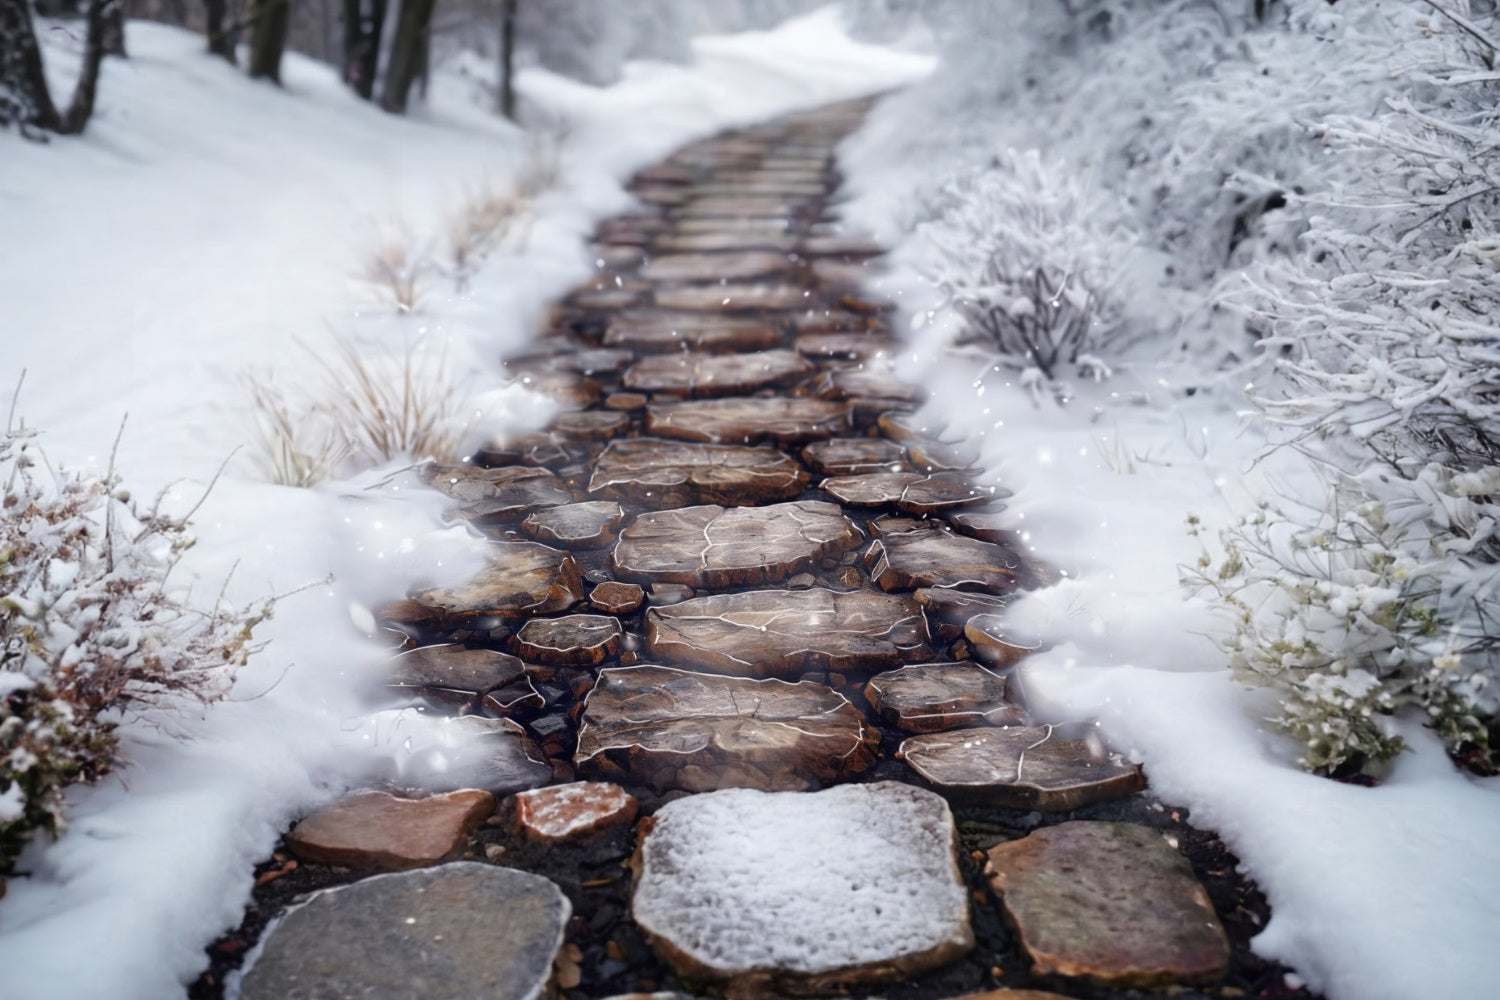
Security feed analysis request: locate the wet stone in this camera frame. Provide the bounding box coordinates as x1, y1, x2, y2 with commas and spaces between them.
384, 713, 552, 796
386, 645, 540, 711
569, 287, 645, 311
901, 727, 1144, 811
802, 436, 906, 476
946, 509, 1016, 545
590, 580, 645, 615
588, 438, 808, 508
421, 464, 573, 522
823, 472, 989, 515
802, 234, 886, 259
514, 781, 638, 844
793, 332, 899, 361
653, 232, 799, 254
622, 348, 813, 398
521, 501, 625, 549
814, 365, 926, 404
613, 501, 862, 589
646, 396, 848, 446
604, 312, 783, 353
407, 541, 584, 624
646, 587, 931, 679
575, 665, 875, 793
865, 526, 1020, 594
630, 783, 971, 996
472, 432, 574, 470
984, 822, 1229, 988
785, 308, 884, 335
640, 250, 796, 284
548, 409, 630, 441
513, 614, 623, 667
549, 347, 635, 377
680, 195, 815, 218
654, 283, 811, 313
915, 588, 1011, 630
865, 663, 1025, 734
285, 789, 494, 870
236, 863, 570, 1000
671, 215, 795, 235
513, 369, 602, 408
649, 583, 695, 606
606, 392, 650, 411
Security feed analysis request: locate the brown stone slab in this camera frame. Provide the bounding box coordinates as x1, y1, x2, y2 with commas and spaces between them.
633, 162, 698, 185
824, 473, 989, 515
635, 184, 694, 207
421, 464, 574, 521
575, 665, 875, 792
646, 397, 848, 447
902, 728, 1144, 811
548, 410, 630, 441
865, 528, 1020, 593
521, 501, 625, 549
613, 502, 862, 589
390, 714, 553, 795
965, 614, 1044, 668
514, 781, 638, 844
622, 349, 813, 397
802, 234, 885, 259
793, 332, 899, 361
984, 822, 1228, 988
588, 438, 807, 508
654, 283, 812, 313
653, 232, 799, 253
815, 366, 925, 404
407, 542, 584, 624
590, 581, 645, 615
386, 645, 540, 711
670, 216, 795, 235
865, 663, 1025, 733
550, 347, 635, 377
513, 614, 623, 667
802, 437, 906, 476
286, 790, 494, 870
512, 369, 602, 408
646, 587, 931, 679
640, 250, 796, 284
568, 287, 645, 311
785, 308, 885, 335
946, 510, 1017, 545
603, 312, 783, 353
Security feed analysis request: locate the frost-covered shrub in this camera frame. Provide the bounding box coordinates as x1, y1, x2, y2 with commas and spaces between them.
1190, 465, 1499, 773
1, 415, 271, 872
917, 150, 1129, 387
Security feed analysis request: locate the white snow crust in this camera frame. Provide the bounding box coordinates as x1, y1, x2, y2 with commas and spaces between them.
632, 782, 969, 974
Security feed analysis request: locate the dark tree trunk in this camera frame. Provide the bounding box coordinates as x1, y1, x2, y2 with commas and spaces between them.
497, 0, 515, 120
204, 0, 235, 61
0, 0, 110, 135
340, 0, 384, 99
100, 0, 124, 56
247, 0, 288, 82
378, 0, 432, 114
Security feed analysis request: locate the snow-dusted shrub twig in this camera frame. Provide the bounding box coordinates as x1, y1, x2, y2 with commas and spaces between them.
1, 393, 273, 872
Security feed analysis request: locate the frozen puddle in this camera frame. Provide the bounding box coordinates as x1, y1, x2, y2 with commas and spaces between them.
630, 782, 973, 995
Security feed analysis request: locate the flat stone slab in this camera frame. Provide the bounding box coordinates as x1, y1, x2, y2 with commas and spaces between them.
386, 645, 540, 711
383, 712, 552, 796
613, 502, 861, 589
654, 284, 811, 313
576, 665, 874, 792
915, 588, 1012, 625
653, 232, 799, 253
514, 781, 638, 844
407, 542, 584, 624
521, 501, 625, 549
965, 614, 1044, 668
591, 580, 645, 615
815, 366, 926, 404
589, 438, 808, 508
865, 528, 1020, 594
513, 613, 623, 667
946, 510, 1016, 544
794, 332, 899, 361
646, 397, 848, 446
285, 790, 494, 870
422, 464, 574, 522
823, 473, 989, 515
622, 348, 812, 398
865, 663, 1025, 733
646, 587, 931, 679
236, 862, 569, 1000
604, 312, 783, 353
548, 409, 630, 440
901, 727, 1144, 810
802, 437, 906, 476
984, 822, 1229, 988
631, 783, 972, 996
641, 250, 796, 283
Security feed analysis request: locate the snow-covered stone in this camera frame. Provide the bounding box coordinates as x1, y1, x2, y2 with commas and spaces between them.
630, 782, 972, 995
514, 781, 638, 844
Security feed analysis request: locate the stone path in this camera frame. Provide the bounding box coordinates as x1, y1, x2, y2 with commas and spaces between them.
198, 98, 1316, 1000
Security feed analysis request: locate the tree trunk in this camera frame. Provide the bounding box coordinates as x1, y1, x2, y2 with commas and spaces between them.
340, 0, 384, 98
204, 0, 235, 60
0, 0, 110, 135
378, 0, 432, 114
247, 0, 288, 82
497, 0, 515, 120
100, 0, 124, 56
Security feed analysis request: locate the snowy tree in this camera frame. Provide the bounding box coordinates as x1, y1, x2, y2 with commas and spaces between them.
0, 0, 114, 135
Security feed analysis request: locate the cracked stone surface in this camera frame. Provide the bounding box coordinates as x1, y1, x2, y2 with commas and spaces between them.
630, 783, 972, 996
521, 500, 626, 549
514, 781, 638, 844
900, 727, 1144, 811
802, 436, 907, 476
984, 822, 1229, 988
237, 863, 570, 1000
645, 587, 932, 679
385, 644, 540, 711
422, 463, 574, 522
575, 665, 875, 792
612, 501, 862, 589
794, 331, 900, 361
865, 663, 1026, 733
646, 397, 848, 446
405, 541, 584, 624
865, 526, 1021, 594
513, 613, 623, 667
965, 614, 1044, 668
640, 250, 795, 283
654, 283, 812, 313
589, 438, 807, 507
590, 580, 645, 615
823, 472, 990, 515
622, 348, 813, 397
285, 789, 494, 870
603, 312, 784, 353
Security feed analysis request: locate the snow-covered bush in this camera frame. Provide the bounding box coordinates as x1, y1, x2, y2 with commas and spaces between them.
917, 150, 1129, 388
1, 412, 272, 872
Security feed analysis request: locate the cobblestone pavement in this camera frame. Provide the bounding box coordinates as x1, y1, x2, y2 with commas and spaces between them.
196, 98, 1317, 1000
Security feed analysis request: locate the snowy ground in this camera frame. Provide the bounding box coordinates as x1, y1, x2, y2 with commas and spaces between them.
0, 14, 928, 998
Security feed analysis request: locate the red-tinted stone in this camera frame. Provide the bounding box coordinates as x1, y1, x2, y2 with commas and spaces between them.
285, 790, 494, 870
514, 781, 638, 844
